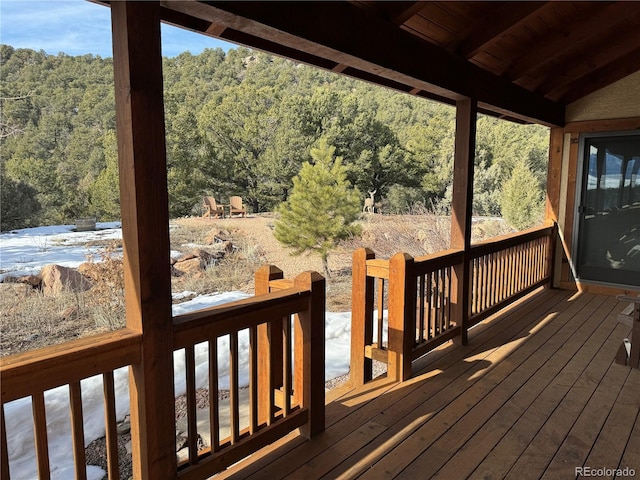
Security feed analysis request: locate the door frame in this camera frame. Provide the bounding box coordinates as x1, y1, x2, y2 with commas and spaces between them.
572, 130, 640, 289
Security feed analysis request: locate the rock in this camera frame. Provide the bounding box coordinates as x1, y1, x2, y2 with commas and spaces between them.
173, 249, 215, 274
60, 306, 78, 321
117, 420, 131, 435
174, 257, 203, 274
40, 264, 92, 296
19, 275, 42, 287
205, 229, 232, 244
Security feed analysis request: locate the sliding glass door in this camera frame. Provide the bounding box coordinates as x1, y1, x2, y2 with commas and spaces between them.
576, 133, 640, 287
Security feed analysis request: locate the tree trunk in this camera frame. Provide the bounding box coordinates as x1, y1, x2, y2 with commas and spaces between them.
321, 252, 331, 279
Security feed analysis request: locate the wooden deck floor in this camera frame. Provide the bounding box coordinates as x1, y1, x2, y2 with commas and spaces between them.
215, 288, 640, 479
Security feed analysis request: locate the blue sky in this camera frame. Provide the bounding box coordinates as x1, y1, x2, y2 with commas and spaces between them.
0, 0, 235, 58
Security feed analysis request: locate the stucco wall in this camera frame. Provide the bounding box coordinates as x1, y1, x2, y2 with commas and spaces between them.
566, 71, 640, 123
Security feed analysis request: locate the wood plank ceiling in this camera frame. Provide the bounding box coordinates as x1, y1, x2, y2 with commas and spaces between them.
101, 1, 640, 126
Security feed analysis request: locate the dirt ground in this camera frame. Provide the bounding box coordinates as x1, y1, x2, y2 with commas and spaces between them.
179, 213, 354, 279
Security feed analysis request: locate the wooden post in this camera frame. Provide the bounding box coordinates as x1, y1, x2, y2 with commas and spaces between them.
350, 248, 375, 386
255, 265, 284, 425
546, 127, 563, 289
111, 2, 177, 478
294, 271, 326, 438
387, 253, 415, 382
450, 98, 477, 346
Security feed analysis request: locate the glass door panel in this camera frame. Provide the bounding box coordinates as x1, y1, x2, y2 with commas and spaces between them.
576, 134, 640, 286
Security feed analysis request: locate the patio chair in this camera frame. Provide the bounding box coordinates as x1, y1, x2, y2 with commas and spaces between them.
615, 295, 640, 369
202, 196, 225, 219
229, 196, 247, 217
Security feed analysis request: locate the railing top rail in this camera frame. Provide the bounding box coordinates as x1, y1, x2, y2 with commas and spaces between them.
1, 329, 142, 403
366, 258, 390, 279
269, 278, 295, 290
469, 223, 554, 258
413, 248, 464, 274
173, 288, 311, 348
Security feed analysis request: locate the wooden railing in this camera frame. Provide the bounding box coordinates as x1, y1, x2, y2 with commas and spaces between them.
468, 224, 556, 326
0, 266, 325, 480
1, 329, 142, 479
172, 267, 325, 479
351, 223, 556, 384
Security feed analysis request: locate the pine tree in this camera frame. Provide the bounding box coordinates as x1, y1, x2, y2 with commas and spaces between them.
274, 139, 361, 278
500, 160, 544, 230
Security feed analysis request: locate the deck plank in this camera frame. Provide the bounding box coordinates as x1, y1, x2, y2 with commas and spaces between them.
581, 367, 640, 475
312, 290, 575, 479
618, 398, 640, 474
464, 295, 622, 479
435, 294, 616, 479
212, 290, 638, 480
369, 294, 614, 479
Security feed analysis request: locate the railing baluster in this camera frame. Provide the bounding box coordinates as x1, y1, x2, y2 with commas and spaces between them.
283, 315, 292, 415
377, 278, 384, 348
69, 381, 87, 480
439, 267, 446, 335
103, 372, 119, 480
267, 326, 275, 426
427, 272, 433, 339
1, 406, 8, 480
494, 250, 500, 304
474, 258, 480, 315
185, 345, 198, 463
447, 266, 453, 330
418, 275, 425, 344
32, 392, 50, 479
208, 339, 220, 452
249, 326, 258, 434
230, 332, 240, 444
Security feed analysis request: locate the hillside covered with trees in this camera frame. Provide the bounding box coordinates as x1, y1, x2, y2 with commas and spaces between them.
1, 44, 550, 231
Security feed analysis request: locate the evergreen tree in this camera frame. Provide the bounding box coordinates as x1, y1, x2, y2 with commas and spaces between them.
0, 176, 41, 230
500, 160, 544, 230
274, 139, 361, 278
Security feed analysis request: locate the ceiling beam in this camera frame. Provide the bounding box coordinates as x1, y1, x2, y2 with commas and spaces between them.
506, 3, 640, 81
534, 28, 640, 100
453, 2, 548, 59
555, 48, 640, 104
165, 1, 563, 126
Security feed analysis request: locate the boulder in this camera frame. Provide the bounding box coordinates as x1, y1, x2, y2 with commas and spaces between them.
173, 249, 215, 274
40, 264, 92, 296
174, 257, 203, 274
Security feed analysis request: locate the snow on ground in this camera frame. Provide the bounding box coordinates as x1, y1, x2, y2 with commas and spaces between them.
0, 222, 122, 281
1, 223, 359, 479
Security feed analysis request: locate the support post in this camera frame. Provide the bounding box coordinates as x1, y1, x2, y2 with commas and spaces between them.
111, 2, 176, 478
255, 265, 284, 425
350, 248, 375, 386
546, 127, 564, 288
294, 271, 326, 438
387, 253, 415, 382
450, 98, 477, 346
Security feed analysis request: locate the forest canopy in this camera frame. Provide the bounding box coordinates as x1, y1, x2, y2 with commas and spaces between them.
0, 44, 549, 230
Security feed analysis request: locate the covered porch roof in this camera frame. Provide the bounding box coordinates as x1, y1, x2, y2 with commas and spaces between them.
96, 1, 640, 127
